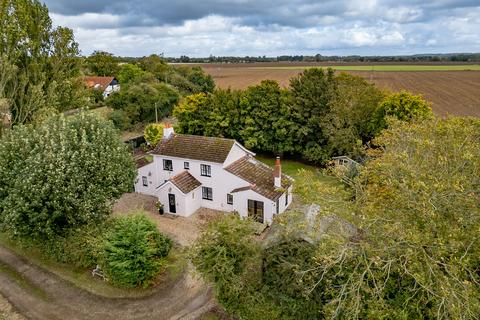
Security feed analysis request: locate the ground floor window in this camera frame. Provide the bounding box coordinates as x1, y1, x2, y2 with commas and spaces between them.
276, 199, 279, 214
202, 187, 213, 200
285, 189, 289, 206
227, 194, 233, 204
142, 176, 148, 186
248, 199, 264, 223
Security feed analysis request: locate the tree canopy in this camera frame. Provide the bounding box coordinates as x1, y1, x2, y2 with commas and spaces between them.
86, 51, 120, 77
0, 0, 87, 124
0, 112, 136, 239
174, 69, 390, 164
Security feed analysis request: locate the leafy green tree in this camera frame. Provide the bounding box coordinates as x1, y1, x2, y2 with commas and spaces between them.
373, 90, 433, 134
144, 123, 164, 147
107, 82, 179, 127
324, 73, 386, 158
202, 88, 243, 140
138, 54, 170, 81
86, 51, 119, 76
0, 0, 87, 124
186, 66, 215, 93
0, 112, 136, 239
117, 63, 146, 84
102, 214, 172, 288
239, 80, 296, 154
191, 215, 279, 318
173, 93, 208, 135
290, 68, 337, 164
309, 117, 480, 318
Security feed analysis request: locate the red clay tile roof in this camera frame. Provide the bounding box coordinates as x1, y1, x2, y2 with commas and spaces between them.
226, 156, 292, 201
152, 134, 235, 163
83, 76, 115, 92
170, 171, 201, 194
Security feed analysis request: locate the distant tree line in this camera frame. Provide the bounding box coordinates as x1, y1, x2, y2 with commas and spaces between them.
164, 53, 480, 64
174, 68, 432, 164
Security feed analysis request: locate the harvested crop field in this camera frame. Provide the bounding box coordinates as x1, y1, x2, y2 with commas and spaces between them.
196, 63, 480, 117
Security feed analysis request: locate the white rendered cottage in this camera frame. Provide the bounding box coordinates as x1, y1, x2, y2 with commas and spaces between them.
84, 76, 120, 98
134, 124, 293, 224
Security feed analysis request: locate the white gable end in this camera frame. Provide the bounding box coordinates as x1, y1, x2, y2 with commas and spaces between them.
223, 142, 255, 167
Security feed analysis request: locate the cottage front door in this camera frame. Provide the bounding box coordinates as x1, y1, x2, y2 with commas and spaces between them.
168, 194, 176, 213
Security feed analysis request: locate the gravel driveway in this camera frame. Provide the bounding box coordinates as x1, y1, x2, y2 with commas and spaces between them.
113, 193, 223, 246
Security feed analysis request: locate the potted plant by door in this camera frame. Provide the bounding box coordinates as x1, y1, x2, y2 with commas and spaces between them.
156, 201, 164, 215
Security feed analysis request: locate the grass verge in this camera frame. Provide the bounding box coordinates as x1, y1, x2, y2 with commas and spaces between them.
0, 234, 186, 299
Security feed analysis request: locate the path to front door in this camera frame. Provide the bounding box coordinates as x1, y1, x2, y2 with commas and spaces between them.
168, 194, 176, 213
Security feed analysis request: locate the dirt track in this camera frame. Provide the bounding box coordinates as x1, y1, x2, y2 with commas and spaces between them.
0, 245, 214, 320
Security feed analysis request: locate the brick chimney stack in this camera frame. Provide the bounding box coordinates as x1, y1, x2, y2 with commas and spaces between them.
163, 123, 174, 139
274, 156, 282, 188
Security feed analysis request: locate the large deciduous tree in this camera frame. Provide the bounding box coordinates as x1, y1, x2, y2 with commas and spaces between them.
86, 51, 120, 77
373, 90, 433, 135
311, 117, 480, 318
323, 73, 386, 158
290, 68, 337, 163
0, 0, 87, 125
0, 112, 136, 239
238, 80, 296, 155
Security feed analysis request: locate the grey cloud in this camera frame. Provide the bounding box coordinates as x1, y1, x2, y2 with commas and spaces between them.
43, 0, 480, 56
43, 0, 480, 30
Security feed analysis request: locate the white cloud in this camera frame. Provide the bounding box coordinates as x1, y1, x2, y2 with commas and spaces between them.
48, 1, 480, 57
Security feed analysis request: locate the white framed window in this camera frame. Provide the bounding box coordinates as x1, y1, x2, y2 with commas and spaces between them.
202, 187, 213, 200
142, 176, 148, 187
200, 164, 211, 177
285, 189, 288, 206
227, 194, 233, 205
184, 161, 190, 169
163, 159, 173, 171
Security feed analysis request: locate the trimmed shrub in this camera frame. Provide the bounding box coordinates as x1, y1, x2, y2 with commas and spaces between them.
101, 214, 172, 288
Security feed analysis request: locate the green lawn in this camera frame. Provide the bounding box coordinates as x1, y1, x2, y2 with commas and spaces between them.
250, 64, 480, 72
256, 156, 352, 214
256, 155, 340, 186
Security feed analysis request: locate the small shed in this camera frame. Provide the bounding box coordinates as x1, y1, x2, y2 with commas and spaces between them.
332, 156, 360, 168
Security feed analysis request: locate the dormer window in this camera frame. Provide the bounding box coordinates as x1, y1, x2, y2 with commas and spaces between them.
163, 159, 173, 171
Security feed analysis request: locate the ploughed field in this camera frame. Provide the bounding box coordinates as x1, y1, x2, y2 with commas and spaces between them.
193, 62, 480, 117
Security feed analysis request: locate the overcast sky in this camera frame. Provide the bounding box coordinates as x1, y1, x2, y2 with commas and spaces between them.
44, 0, 480, 57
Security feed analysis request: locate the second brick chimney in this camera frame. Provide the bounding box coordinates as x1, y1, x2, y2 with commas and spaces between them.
273, 156, 282, 189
